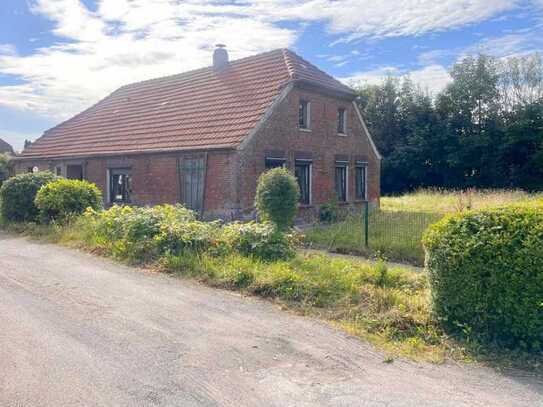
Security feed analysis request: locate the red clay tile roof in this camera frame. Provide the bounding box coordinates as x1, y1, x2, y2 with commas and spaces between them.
21, 49, 355, 159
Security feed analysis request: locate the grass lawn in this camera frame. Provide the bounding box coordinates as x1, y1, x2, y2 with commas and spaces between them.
305, 189, 543, 265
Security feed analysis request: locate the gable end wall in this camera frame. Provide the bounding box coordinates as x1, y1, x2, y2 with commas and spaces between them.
237, 86, 381, 219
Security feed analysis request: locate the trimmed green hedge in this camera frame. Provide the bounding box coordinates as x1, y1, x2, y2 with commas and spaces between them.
0, 172, 58, 222
423, 206, 543, 349
35, 179, 103, 222
255, 167, 299, 230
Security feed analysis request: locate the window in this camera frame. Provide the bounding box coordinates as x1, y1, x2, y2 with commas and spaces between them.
66, 164, 83, 180
181, 157, 205, 212
335, 162, 348, 202
109, 168, 132, 204
55, 166, 62, 176
337, 108, 346, 134
265, 158, 286, 170
295, 160, 311, 205
355, 163, 367, 200
298, 99, 310, 129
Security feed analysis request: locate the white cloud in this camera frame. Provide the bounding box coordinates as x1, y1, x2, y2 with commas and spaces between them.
0, 0, 525, 124
0, 0, 297, 120
409, 65, 452, 95
342, 64, 451, 95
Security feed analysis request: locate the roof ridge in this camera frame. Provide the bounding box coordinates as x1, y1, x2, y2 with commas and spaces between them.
281, 48, 296, 80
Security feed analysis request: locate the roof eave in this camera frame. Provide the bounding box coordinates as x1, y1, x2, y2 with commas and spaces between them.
290, 78, 357, 100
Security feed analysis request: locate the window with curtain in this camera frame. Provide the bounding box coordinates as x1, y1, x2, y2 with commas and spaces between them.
337, 108, 346, 134
335, 162, 347, 202
298, 99, 310, 129
355, 164, 367, 200
295, 160, 311, 204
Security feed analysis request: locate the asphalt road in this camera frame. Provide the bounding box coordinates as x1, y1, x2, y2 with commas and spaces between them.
0, 232, 541, 407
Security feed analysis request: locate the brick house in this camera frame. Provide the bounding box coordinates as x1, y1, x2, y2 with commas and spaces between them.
13, 47, 381, 219
0, 138, 14, 155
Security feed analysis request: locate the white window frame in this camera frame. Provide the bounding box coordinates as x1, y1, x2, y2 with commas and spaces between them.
337, 107, 347, 136
335, 161, 349, 203
295, 159, 312, 205
355, 162, 368, 201
298, 99, 311, 131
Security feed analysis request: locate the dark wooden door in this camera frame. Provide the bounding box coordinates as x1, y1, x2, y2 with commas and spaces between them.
180, 157, 205, 213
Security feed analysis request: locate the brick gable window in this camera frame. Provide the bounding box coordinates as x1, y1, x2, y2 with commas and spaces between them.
335, 161, 348, 202
337, 108, 346, 134
298, 99, 310, 129
295, 160, 311, 205
355, 162, 367, 200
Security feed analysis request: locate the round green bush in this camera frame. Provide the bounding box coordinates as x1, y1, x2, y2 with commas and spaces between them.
35, 178, 103, 222
0, 171, 58, 222
255, 167, 300, 230
423, 206, 543, 349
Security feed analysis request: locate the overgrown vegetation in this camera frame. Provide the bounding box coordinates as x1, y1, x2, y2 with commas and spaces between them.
0, 171, 58, 222
306, 189, 543, 265
35, 178, 103, 222
381, 188, 543, 213
424, 206, 543, 350
357, 53, 543, 194
306, 210, 441, 265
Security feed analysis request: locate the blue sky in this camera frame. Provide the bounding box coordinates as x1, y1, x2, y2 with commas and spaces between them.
1, 0, 543, 150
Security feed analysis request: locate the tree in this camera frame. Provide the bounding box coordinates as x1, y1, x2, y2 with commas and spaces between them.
355, 52, 543, 193
0, 154, 9, 187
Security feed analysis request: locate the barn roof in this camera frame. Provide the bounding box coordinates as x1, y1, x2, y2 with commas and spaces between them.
20, 49, 354, 159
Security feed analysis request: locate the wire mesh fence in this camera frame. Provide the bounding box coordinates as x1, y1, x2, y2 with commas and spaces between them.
305, 204, 443, 265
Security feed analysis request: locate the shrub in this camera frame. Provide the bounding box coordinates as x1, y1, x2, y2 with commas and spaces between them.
35, 178, 103, 222
0, 154, 9, 187
0, 171, 57, 222
423, 206, 543, 350
319, 198, 339, 223
221, 221, 296, 261
255, 167, 299, 230
83, 204, 209, 261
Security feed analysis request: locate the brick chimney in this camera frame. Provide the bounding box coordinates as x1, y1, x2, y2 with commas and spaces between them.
213, 44, 229, 70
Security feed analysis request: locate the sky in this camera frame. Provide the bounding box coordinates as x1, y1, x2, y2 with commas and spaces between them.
1, 0, 543, 151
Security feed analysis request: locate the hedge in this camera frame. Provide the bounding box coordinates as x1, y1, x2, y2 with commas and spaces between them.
255, 167, 299, 230
0, 172, 57, 222
423, 206, 543, 349
35, 179, 103, 222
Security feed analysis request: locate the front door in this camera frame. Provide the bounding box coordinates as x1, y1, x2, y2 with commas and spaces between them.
180, 157, 205, 213
109, 168, 132, 205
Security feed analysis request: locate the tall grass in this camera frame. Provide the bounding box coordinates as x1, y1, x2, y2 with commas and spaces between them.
381, 188, 543, 213
305, 210, 441, 265
305, 189, 543, 265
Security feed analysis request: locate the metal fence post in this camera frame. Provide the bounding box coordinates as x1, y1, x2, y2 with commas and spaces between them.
364, 200, 369, 248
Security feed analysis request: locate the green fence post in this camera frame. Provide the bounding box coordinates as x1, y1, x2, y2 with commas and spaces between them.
364, 200, 369, 248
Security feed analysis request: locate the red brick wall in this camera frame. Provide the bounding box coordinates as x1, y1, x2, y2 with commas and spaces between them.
237, 85, 381, 218
13, 151, 239, 218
